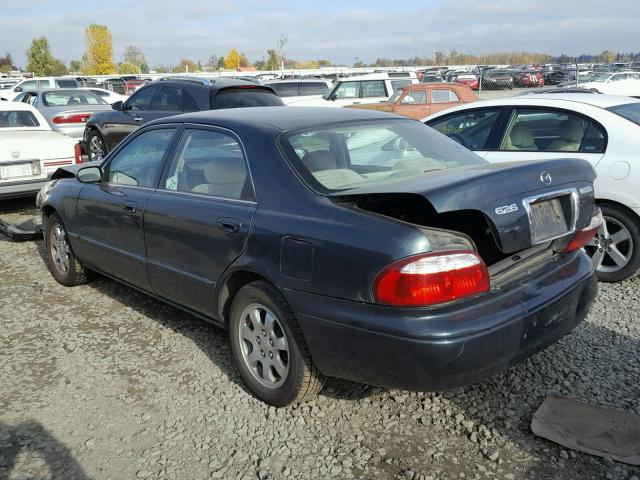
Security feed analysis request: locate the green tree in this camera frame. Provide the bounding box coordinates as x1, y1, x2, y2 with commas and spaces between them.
239, 53, 251, 68
118, 62, 140, 74
83, 24, 116, 74
26, 37, 54, 76
217, 56, 225, 70
173, 59, 197, 73
266, 49, 279, 70
123, 45, 147, 68
139, 62, 149, 74
49, 58, 68, 76
69, 59, 82, 72
224, 49, 240, 70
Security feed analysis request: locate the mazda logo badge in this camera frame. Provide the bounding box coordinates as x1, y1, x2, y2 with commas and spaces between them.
540, 171, 552, 185
11, 150, 19, 159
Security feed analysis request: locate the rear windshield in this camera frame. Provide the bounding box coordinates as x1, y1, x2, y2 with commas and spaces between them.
280, 119, 485, 193
42, 91, 108, 106
211, 88, 284, 109
0, 111, 40, 128
56, 79, 79, 88
606, 103, 640, 126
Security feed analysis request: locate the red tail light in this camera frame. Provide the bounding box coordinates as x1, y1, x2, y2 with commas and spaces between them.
374, 251, 490, 307
563, 209, 603, 252
52, 113, 91, 124
74, 142, 82, 164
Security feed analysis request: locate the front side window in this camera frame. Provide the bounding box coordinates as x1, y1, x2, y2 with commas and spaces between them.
500, 109, 602, 153
127, 86, 158, 111
431, 89, 460, 103
107, 128, 175, 187
281, 119, 484, 193
427, 108, 501, 150
391, 80, 411, 93
163, 129, 249, 200
401, 90, 427, 104
18, 80, 37, 92
334, 82, 358, 99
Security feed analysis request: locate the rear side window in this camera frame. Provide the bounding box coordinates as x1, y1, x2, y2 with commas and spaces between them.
500, 108, 606, 153
300, 82, 329, 96
211, 88, 284, 109
607, 103, 640, 126
360, 80, 386, 98
431, 89, 460, 103
270, 83, 299, 97
154, 86, 198, 112
0, 111, 40, 128
427, 109, 502, 150
163, 129, 250, 200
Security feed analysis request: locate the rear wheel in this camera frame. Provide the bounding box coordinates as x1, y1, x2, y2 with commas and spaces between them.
228, 281, 325, 406
45, 213, 88, 286
585, 204, 640, 282
88, 130, 107, 162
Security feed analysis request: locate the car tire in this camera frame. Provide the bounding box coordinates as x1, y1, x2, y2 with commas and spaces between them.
87, 129, 107, 162
45, 213, 89, 287
586, 204, 640, 283
228, 281, 325, 407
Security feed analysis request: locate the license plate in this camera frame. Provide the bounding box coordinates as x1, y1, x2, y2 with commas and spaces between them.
529, 198, 568, 243
0, 163, 33, 179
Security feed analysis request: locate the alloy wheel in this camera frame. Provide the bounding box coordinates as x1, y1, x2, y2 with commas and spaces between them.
586, 215, 634, 274
237, 303, 290, 389
50, 223, 71, 274
89, 134, 105, 162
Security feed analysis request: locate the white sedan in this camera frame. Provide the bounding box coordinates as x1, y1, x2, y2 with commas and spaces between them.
1, 102, 81, 198
579, 71, 640, 97
424, 93, 640, 282
81, 87, 128, 104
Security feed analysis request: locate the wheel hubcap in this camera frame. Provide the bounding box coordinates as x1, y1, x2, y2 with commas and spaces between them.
89, 135, 104, 161
585, 215, 633, 274
238, 303, 289, 389
50, 224, 71, 274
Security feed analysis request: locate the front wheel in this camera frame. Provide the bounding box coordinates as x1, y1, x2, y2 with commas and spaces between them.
585, 205, 640, 282
45, 213, 89, 287
87, 130, 107, 162
229, 281, 325, 406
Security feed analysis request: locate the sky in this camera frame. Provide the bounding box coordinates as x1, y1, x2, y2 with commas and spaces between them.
1, 0, 639, 67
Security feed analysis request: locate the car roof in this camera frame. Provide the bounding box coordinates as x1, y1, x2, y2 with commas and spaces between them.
148, 106, 404, 132
448, 93, 639, 110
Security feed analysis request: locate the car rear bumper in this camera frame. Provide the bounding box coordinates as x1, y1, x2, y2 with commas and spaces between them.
0, 178, 48, 199
284, 250, 597, 391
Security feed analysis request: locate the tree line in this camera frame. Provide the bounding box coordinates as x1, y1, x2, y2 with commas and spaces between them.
13, 25, 640, 78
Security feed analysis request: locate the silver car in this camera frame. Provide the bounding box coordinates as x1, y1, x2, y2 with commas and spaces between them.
13, 89, 111, 140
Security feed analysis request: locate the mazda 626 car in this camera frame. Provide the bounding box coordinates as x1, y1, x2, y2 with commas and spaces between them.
37, 107, 600, 406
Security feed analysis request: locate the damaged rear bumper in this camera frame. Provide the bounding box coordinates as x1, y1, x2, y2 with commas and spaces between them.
284, 249, 597, 391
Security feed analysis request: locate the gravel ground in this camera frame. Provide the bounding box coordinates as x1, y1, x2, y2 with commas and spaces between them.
1, 197, 639, 480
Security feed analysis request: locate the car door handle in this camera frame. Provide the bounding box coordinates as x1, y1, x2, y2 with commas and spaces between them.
216, 217, 241, 234
121, 201, 138, 214
133, 116, 143, 122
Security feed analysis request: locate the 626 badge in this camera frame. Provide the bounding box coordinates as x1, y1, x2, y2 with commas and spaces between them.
495, 203, 519, 215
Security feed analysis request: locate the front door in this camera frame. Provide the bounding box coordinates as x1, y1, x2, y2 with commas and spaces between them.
144, 127, 256, 317
74, 126, 178, 290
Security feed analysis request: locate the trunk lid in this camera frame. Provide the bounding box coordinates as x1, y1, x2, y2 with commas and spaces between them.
335, 158, 596, 254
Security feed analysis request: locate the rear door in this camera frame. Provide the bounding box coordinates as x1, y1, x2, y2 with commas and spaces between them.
144, 126, 256, 316
74, 126, 178, 290
429, 88, 463, 115
482, 107, 607, 168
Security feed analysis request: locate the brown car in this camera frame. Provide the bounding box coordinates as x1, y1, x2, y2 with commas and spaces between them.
346, 83, 476, 120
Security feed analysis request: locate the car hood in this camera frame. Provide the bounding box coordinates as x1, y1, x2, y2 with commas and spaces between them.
286, 97, 341, 108
334, 158, 596, 254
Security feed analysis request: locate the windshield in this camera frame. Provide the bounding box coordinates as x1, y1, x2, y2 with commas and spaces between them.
591, 73, 613, 82
607, 103, 640, 126
281, 119, 485, 193
0, 111, 40, 128
42, 90, 107, 106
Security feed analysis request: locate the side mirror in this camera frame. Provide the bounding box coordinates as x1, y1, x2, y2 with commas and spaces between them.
112, 100, 124, 111
77, 166, 102, 183
14, 86, 22, 92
